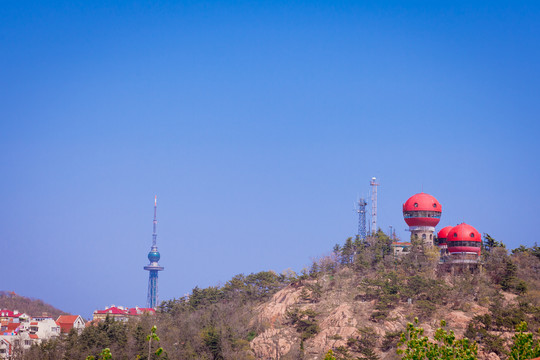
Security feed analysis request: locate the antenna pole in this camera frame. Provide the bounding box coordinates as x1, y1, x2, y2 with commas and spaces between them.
370, 177, 379, 234
152, 196, 157, 247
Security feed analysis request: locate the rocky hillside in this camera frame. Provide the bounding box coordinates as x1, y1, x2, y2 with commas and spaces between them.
250, 268, 506, 359
21, 234, 540, 360
0, 291, 68, 318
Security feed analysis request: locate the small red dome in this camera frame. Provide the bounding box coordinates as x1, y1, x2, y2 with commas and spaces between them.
447, 223, 481, 255
402, 192, 442, 227
437, 226, 453, 240
437, 226, 453, 246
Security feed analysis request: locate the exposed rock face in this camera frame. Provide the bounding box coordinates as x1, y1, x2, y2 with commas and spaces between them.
478, 351, 501, 360
256, 284, 303, 327
251, 328, 297, 359
308, 303, 359, 356
250, 274, 493, 360
445, 310, 472, 333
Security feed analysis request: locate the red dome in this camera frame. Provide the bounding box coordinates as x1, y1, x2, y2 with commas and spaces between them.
437, 225, 453, 246
437, 226, 453, 240
402, 192, 442, 227
447, 223, 481, 255
403, 193, 442, 212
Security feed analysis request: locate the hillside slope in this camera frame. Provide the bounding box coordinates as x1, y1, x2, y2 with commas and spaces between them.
21, 235, 540, 360
0, 291, 69, 318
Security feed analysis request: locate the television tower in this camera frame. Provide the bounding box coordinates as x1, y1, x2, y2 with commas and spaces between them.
144, 196, 164, 309
370, 177, 379, 234
357, 198, 367, 241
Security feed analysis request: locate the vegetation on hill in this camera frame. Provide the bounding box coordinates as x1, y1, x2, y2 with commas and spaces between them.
20, 233, 540, 360
0, 291, 68, 318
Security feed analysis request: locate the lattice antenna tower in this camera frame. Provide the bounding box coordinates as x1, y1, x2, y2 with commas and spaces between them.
357, 198, 368, 241
370, 177, 379, 234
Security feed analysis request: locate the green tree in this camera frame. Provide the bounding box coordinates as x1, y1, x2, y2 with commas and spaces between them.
86, 348, 112, 360
483, 233, 504, 252
146, 325, 165, 360
397, 318, 478, 359
201, 325, 223, 360
508, 321, 540, 360
323, 349, 337, 360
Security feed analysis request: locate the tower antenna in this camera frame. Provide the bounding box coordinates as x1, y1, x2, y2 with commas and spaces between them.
144, 196, 164, 309
357, 198, 368, 241
152, 196, 157, 247
370, 177, 379, 234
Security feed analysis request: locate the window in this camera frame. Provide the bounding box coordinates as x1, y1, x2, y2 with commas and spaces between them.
454, 233, 457, 237
414, 234, 418, 239
25, 340, 32, 346
414, 203, 418, 207
470, 232, 475, 238
448, 241, 480, 248
433, 203, 437, 208
430, 234, 433, 240
422, 234, 426, 239
403, 211, 441, 219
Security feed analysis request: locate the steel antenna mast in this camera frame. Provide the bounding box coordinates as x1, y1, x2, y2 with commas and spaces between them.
357, 198, 367, 241
370, 177, 379, 235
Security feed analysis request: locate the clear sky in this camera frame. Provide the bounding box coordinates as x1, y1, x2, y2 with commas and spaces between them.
1, 1, 539, 318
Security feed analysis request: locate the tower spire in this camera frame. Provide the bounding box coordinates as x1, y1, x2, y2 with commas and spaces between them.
152, 196, 157, 247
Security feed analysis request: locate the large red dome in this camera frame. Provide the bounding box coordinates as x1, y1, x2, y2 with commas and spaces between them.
447, 223, 481, 255
402, 192, 442, 227
437, 226, 453, 244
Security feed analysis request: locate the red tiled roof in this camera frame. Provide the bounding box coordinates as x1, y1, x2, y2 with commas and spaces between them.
127, 307, 156, 315
57, 315, 84, 333
6, 323, 19, 332
0, 310, 20, 318
95, 307, 127, 315
95, 306, 156, 317
56, 315, 79, 324
29, 334, 39, 339
30, 322, 38, 326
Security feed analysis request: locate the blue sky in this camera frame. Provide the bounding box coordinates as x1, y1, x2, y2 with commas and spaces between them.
1, 1, 539, 317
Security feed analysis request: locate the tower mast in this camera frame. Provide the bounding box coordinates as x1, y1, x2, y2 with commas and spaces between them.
357, 198, 367, 241
152, 196, 157, 247
144, 196, 164, 309
370, 177, 379, 234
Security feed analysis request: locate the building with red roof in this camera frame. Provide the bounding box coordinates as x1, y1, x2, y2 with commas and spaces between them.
92, 306, 155, 322
0, 338, 11, 358
437, 225, 453, 259
56, 315, 86, 334
0, 310, 28, 323
403, 192, 442, 247
446, 223, 482, 264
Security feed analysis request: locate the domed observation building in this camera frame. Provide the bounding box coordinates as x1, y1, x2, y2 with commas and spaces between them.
403, 192, 442, 247
437, 226, 453, 259
447, 223, 481, 264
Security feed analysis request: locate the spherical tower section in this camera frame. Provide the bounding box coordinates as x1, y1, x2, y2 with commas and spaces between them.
148, 248, 161, 263
446, 223, 481, 264
402, 192, 442, 247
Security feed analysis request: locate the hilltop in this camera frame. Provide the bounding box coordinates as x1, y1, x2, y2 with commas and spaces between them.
22, 233, 540, 360
0, 291, 69, 318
